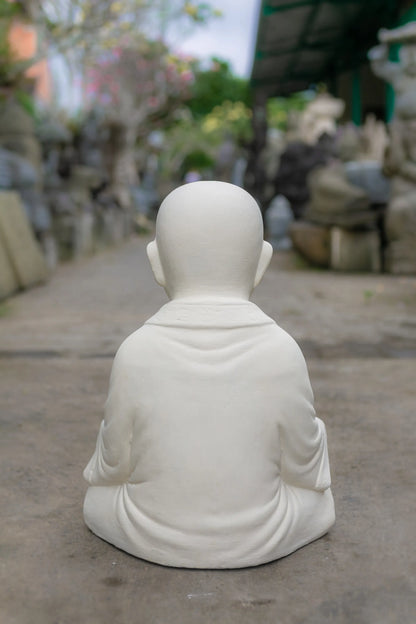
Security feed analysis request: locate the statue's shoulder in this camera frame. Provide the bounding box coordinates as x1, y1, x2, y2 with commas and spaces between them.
266, 321, 303, 349
113, 324, 156, 366
261, 322, 308, 372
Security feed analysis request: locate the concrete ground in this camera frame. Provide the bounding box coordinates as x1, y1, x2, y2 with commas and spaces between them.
1, 235, 415, 624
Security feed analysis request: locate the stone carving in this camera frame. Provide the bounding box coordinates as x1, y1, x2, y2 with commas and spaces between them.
265, 194, 293, 250
0, 102, 56, 269
0, 99, 42, 174
37, 117, 73, 189
344, 161, 390, 206
360, 114, 389, 163
292, 163, 383, 272
273, 138, 334, 219
369, 22, 416, 120
289, 221, 331, 268
272, 94, 343, 221
259, 128, 285, 205
369, 22, 416, 273
337, 116, 388, 165
298, 93, 345, 145
83, 181, 335, 568
305, 164, 375, 228
336, 123, 362, 163
0, 147, 51, 237
75, 109, 106, 171
382, 118, 416, 272
0, 191, 48, 299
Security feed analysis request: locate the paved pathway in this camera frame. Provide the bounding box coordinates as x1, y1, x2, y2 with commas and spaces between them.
1, 236, 415, 624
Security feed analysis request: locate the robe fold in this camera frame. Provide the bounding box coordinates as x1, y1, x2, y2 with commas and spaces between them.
84, 300, 335, 568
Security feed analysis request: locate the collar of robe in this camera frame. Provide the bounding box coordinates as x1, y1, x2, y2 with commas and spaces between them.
145, 300, 276, 329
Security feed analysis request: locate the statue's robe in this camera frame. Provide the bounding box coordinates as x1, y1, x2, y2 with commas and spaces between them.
84, 300, 335, 568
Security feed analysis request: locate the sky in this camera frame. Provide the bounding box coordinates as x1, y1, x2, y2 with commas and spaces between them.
176, 0, 261, 77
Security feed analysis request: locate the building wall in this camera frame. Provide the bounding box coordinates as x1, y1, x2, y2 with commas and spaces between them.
7, 20, 52, 104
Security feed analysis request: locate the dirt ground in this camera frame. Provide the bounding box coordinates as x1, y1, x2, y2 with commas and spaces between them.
1, 235, 415, 624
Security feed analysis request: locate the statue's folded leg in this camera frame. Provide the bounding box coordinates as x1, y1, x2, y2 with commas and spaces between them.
279, 485, 335, 556
83, 483, 335, 563
84, 485, 127, 551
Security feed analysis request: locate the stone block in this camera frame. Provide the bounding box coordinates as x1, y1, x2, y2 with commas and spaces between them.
0, 191, 48, 289
385, 199, 416, 241
330, 227, 381, 272
0, 100, 34, 136
1, 134, 41, 166
385, 240, 416, 274
0, 236, 18, 300
74, 212, 94, 257
289, 221, 330, 267
99, 209, 125, 246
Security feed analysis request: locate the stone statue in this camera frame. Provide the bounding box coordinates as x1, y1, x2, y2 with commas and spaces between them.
369, 22, 416, 121
298, 93, 345, 145
369, 22, 416, 273
83, 181, 335, 568
338, 116, 388, 164
273, 136, 335, 219
360, 114, 389, 163
381, 117, 416, 272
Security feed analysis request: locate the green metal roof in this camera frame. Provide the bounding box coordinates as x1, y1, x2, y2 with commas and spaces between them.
250, 0, 407, 95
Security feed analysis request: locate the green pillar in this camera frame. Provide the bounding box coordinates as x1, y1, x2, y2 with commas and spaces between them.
352, 68, 361, 126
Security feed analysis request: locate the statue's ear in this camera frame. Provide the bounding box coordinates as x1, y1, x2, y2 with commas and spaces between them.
146, 240, 166, 287
253, 241, 273, 288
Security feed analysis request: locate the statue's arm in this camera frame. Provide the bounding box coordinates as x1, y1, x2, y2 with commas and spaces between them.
368, 44, 399, 84
383, 121, 416, 181
83, 346, 134, 486
396, 158, 416, 183
278, 349, 331, 492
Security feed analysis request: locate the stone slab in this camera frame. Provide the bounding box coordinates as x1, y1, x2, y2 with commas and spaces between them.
385, 239, 416, 275
0, 191, 48, 289
290, 220, 330, 267
0, 234, 18, 299
330, 228, 381, 273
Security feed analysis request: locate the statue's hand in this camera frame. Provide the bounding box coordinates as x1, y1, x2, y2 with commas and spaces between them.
368, 44, 387, 61
378, 28, 390, 43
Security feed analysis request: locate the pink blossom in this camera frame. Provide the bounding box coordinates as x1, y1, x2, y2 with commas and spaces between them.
148, 97, 159, 108
180, 70, 194, 83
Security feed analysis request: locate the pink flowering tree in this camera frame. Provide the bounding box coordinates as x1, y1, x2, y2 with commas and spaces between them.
86, 40, 194, 131
0, 1, 217, 90
85, 37, 194, 190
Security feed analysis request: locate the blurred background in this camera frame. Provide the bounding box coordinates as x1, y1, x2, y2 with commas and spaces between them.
1, 0, 416, 299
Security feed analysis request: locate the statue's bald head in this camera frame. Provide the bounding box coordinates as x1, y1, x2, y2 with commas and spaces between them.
147, 181, 272, 300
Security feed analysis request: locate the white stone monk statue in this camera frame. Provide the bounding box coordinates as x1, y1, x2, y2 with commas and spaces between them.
83, 181, 335, 568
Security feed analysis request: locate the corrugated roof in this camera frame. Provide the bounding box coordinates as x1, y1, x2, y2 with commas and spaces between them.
251, 0, 404, 95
